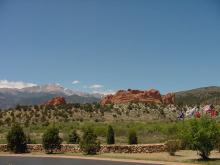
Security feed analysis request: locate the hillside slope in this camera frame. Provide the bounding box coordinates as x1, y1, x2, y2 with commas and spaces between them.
175, 86, 220, 105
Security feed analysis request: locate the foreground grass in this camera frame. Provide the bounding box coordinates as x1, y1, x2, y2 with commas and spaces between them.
2, 150, 219, 165
95, 151, 220, 165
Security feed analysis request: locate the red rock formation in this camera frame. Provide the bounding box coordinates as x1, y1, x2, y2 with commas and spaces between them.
162, 93, 175, 104
101, 89, 175, 105
45, 96, 66, 106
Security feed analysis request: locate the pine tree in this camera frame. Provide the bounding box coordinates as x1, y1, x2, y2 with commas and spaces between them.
107, 125, 115, 144
7, 124, 27, 153
80, 127, 100, 155
128, 130, 138, 144
42, 126, 62, 153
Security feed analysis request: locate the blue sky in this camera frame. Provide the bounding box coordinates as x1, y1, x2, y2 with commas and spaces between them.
0, 0, 220, 94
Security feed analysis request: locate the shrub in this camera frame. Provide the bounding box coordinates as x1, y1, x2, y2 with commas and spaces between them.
216, 141, 220, 153
180, 116, 220, 160
80, 127, 100, 155
42, 126, 62, 153
107, 125, 115, 144
7, 124, 27, 153
26, 134, 36, 144
68, 129, 80, 144
165, 140, 181, 156
128, 130, 138, 144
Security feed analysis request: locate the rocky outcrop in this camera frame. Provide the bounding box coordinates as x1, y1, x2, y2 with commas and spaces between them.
0, 144, 166, 153
101, 89, 175, 105
44, 96, 66, 106
162, 93, 175, 104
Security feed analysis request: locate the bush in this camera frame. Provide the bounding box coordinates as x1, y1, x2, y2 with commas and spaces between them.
42, 126, 62, 153
26, 134, 36, 144
7, 124, 27, 153
128, 130, 138, 144
216, 141, 220, 153
107, 125, 115, 144
165, 140, 181, 156
80, 127, 100, 155
180, 116, 220, 160
68, 129, 80, 144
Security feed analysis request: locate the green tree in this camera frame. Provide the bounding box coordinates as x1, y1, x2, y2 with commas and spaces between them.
106, 125, 115, 144
128, 130, 138, 144
80, 127, 100, 155
42, 126, 62, 153
180, 116, 220, 160
7, 124, 27, 153
68, 129, 80, 144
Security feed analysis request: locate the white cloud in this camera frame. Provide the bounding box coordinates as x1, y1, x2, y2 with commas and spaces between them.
89, 84, 103, 89
72, 80, 80, 84
0, 80, 37, 89
55, 83, 61, 86
86, 84, 114, 95
92, 89, 115, 95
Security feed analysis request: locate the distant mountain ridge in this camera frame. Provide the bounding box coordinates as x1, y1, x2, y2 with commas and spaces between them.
18, 84, 90, 96
175, 86, 220, 105
0, 84, 102, 109
1, 85, 220, 109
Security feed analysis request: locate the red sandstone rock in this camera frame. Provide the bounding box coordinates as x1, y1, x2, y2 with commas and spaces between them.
101, 89, 175, 105
162, 93, 175, 104
45, 96, 66, 106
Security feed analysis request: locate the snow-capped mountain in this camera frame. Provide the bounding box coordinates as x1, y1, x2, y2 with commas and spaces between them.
0, 84, 101, 109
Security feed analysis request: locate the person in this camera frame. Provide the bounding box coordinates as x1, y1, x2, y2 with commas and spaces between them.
210, 109, 216, 117
178, 111, 184, 120
195, 111, 201, 118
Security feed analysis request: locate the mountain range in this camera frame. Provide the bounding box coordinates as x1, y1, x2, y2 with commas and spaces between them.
1, 84, 220, 109
0, 84, 102, 109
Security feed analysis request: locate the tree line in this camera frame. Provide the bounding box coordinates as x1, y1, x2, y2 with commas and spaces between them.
6, 124, 137, 155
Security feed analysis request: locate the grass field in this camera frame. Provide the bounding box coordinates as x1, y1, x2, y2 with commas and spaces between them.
0, 120, 185, 144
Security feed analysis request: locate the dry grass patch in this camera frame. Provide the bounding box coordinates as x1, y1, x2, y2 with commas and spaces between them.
95, 150, 220, 165
2, 150, 220, 164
